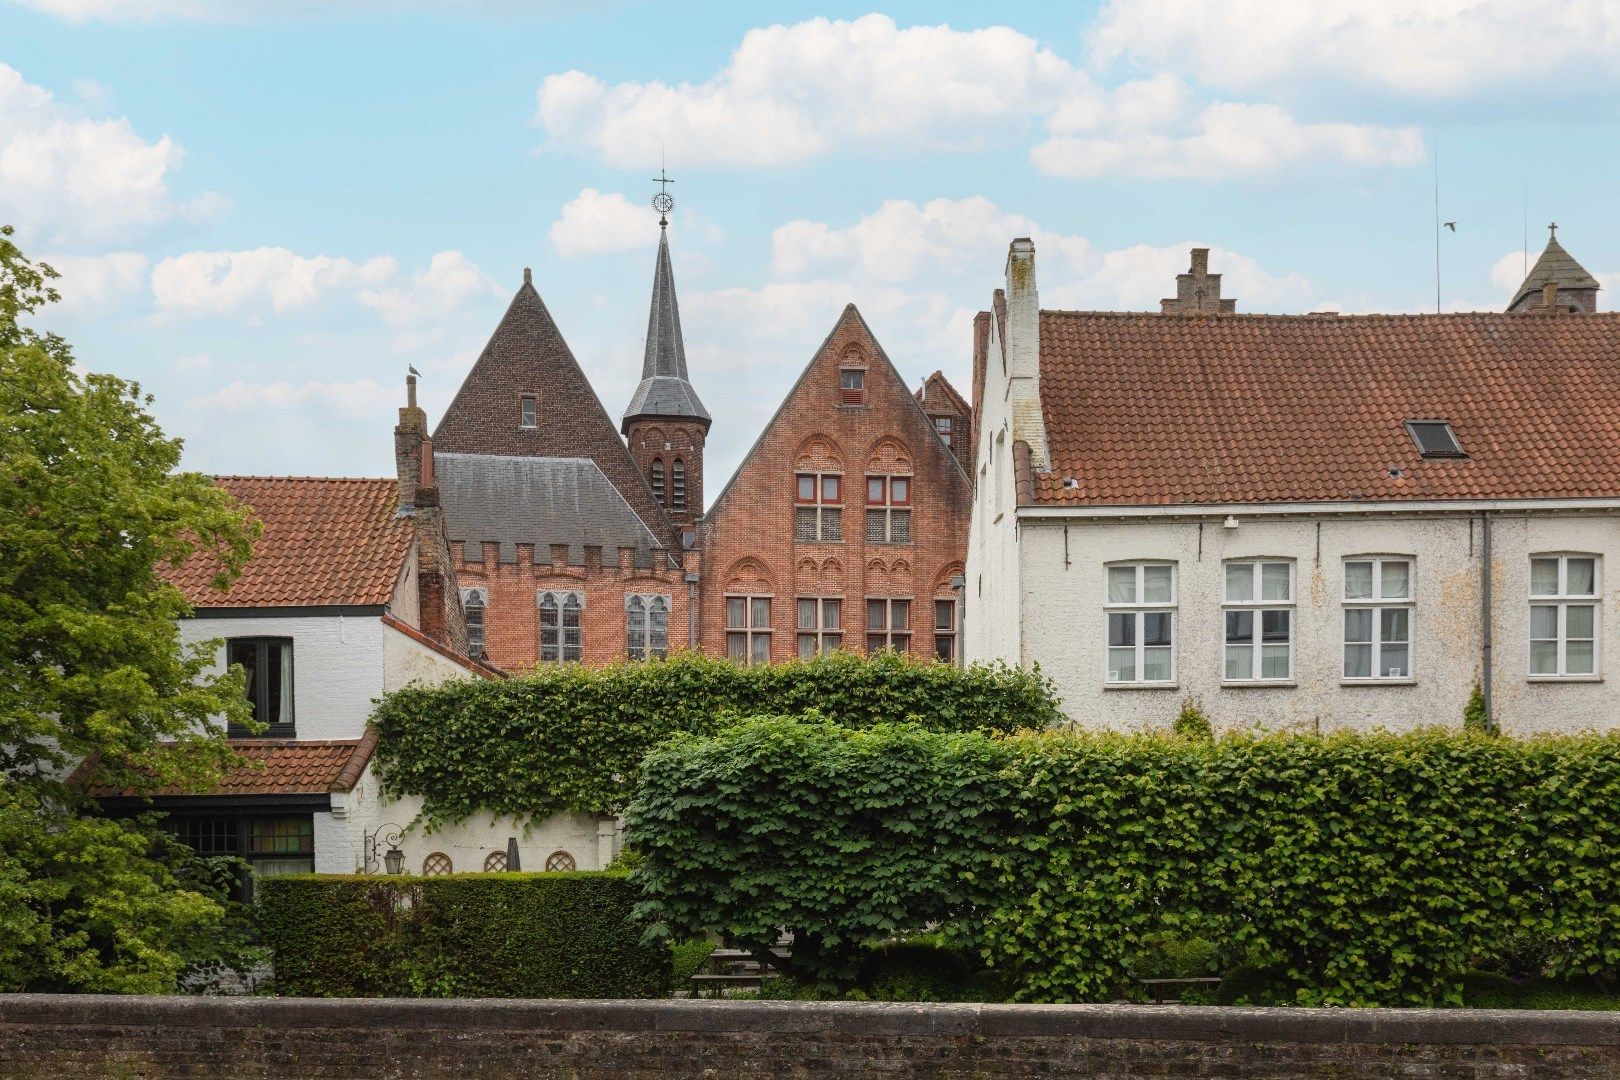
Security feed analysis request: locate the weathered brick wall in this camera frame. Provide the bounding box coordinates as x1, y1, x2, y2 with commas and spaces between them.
4, 996, 1619, 1079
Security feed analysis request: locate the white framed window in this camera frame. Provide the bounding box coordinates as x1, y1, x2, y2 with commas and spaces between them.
865, 475, 912, 544
1223, 561, 1293, 682
626, 594, 670, 661
538, 590, 584, 664
839, 367, 866, 405
726, 595, 771, 665
1105, 563, 1175, 685
1342, 558, 1412, 680
865, 598, 911, 654
794, 473, 843, 542
459, 587, 487, 660
796, 597, 842, 658
1530, 554, 1599, 678
520, 394, 537, 429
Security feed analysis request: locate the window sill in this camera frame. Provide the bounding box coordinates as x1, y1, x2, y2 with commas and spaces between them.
1221, 680, 1296, 689
1104, 681, 1179, 691
1526, 674, 1604, 684
1339, 677, 1417, 687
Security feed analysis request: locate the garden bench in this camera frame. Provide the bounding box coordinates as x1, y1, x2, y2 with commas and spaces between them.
1138, 976, 1222, 1003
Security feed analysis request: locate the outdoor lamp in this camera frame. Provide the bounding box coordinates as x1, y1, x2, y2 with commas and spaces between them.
384, 844, 405, 875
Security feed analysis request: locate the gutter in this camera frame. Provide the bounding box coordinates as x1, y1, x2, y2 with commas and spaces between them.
1017, 496, 1620, 520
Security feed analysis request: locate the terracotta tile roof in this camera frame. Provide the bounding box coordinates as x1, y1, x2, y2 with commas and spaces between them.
72, 737, 376, 798
1033, 311, 1620, 507
163, 477, 413, 607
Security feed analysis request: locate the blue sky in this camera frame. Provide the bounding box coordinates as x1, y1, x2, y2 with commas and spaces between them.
3, 0, 1617, 485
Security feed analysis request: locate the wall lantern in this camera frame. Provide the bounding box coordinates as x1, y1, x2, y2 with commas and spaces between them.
363, 823, 406, 875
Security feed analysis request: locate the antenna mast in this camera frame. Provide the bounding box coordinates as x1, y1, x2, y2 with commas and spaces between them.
1432, 137, 1442, 314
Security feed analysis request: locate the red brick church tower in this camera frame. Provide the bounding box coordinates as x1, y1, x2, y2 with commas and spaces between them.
622, 209, 710, 532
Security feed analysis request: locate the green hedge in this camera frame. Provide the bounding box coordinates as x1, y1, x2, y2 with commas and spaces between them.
258, 871, 669, 998
626, 718, 1620, 1006
372, 651, 1058, 828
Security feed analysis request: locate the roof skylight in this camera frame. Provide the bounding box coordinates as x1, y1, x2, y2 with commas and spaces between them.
1406, 420, 1466, 459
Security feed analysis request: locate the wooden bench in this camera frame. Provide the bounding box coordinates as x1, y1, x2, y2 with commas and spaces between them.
1138, 977, 1222, 1003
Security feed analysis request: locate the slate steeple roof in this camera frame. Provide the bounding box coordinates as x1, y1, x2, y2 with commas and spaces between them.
622, 225, 710, 433
1508, 229, 1602, 312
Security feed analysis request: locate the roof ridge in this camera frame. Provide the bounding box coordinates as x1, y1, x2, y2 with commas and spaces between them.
1040, 310, 1620, 320
210, 474, 395, 483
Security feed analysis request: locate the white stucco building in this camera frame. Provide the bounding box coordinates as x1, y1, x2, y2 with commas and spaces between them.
965, 232, 1620, 735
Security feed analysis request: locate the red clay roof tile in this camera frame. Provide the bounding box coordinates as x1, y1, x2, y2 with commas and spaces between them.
74, 738, 375, 798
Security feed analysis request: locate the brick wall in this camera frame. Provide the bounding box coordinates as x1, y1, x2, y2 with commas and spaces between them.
4, 996, 1620, 1079
699, 305, 973, 665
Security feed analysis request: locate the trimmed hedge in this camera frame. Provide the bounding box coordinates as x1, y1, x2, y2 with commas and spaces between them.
626, 718, 1620, 1006
257, 871, 669, 998
372, 650, 1058, 828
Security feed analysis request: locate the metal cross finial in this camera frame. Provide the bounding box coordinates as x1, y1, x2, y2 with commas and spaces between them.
651, 167, 675, 226
1549, 221, 1558, 239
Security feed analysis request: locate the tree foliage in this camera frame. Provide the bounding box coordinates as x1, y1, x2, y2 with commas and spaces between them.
372, 650, 1057, 828
0, 224, 260, 991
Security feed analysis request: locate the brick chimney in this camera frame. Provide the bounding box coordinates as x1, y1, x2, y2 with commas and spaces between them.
392, 374, 469, 653
1002, 237, 1050, 470
395, 373, 427, 512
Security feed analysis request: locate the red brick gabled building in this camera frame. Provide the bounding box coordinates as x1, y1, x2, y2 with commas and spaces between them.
698, 304, 973, 664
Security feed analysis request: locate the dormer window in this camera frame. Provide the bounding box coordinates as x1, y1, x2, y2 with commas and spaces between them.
839, 368, 866, 406
1406, 420, 1464, 458
520, 395, 537, 429
226, 637, 294, 737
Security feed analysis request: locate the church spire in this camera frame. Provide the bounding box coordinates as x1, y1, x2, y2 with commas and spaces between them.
1507, 223, 1601, 313
622, 183, 710, 433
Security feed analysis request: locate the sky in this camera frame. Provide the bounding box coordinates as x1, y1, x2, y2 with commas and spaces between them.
3, 0, 1618, 487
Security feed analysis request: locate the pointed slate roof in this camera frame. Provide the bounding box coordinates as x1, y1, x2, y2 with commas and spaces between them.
1509, 232, 1602, 311
622, 227, 710, 432
432, 270, 676, 545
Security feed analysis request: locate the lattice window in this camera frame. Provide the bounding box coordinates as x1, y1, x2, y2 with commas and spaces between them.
422, 852, 453, 876
865, 476, 911, 544
794, 473, 842, 542
628, 594, 671, 661
484, 851, 508, 872
545, 850, 577, 872
539, 591, 585, 664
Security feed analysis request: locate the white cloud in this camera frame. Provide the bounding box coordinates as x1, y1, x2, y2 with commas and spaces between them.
1087, 0, 1620, 99
358, 250, 503, 327
38, 251, 149, 314
1040, 242, 1316, 312
534, 15, 1425, 182
0, 63, 220, 244
1491, 251, 1531, 294
172, 352, 212, 373
150, 247, 397, 319
549, 189, 660, 257
187, 377, 397, 416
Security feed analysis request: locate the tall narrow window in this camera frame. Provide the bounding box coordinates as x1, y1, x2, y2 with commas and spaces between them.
1104, 563, 1175, 685
671, 460, 686, 512
520, 395, 537, 429
538, 591, 585, 664
627, 594, 671, 661
839, 368, 866, 405
1223, 561, 1293, 682
1530, 555, 1599, 677
1342, 558, 1413, 680
934, 416, 953, 446
934, 598, 958, 662
794, 473, 843, 542
865, 475, 912, 544
796, 597, 842, 657
226, 637, 294, 736
461, 588, 486, 660
726, 596, 771, 665
865, 598, 911, 654
650, 460, 665, 505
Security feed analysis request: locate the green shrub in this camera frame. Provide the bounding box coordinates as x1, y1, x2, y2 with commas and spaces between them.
1172, 697, 1213, 739
1464, 681, 1490, 733
669, 938, 716, 989
257, 871, 668, 998
630, 719, 1620, 1006
1131, 933, 1220, 981
625, 717, 1020, 987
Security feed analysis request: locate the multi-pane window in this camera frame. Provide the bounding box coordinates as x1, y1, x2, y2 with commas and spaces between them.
795, 473, 843, 542
934, 416, 953, 446
1105, 563, 1175, 684
520, 395, 537, 428
538, 590, 584, 664
1223, 561, 1293, 682
671, 460, 686, 512
1530, 555, 1599, 677
934, 598, 957, 662
839, 367, 865, 405
727, 596, 772, 665
460, 588, 486, 660
796, 598, 842, 658
226, 637, 294, 736
627, 594, 670, 661
1343, 558, 1413, 680
865, 476, 911, 544
168, 815, 313, 900
866, 598, 911, 654
651, 460, 665, 504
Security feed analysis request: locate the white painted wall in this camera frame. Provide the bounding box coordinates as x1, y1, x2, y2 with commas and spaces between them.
381, 621, 480, 692
1013, 510, 1620, 735
180, 613, 385, 741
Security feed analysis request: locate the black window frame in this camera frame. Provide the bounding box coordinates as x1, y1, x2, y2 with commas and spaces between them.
1405, 420, 1466, 459
226, 636, 294, 738
166, 812, 314, 902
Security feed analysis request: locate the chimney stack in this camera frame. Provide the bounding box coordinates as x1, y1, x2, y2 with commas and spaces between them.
395, 375, 429, 512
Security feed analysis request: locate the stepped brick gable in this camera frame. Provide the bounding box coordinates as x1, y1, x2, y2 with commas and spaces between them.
699, 304, 972, 664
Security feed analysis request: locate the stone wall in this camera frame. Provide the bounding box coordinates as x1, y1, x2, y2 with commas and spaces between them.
4, 995, 1620, 1079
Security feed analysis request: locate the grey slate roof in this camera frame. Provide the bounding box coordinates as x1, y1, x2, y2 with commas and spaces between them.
623, 228, 710, 430
1509, 235, 1602, 310
436, 452, 666, 567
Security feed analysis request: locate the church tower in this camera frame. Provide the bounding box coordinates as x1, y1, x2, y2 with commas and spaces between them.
622, 185, 710, 529
1507, 224, 1601, 314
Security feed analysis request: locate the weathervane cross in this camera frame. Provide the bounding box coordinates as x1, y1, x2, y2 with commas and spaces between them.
1549, 221, 1559, 239
650, 167, 676, 226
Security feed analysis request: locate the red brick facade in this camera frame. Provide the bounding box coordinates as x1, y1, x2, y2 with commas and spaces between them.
697, 305, 973, 664
626, 419, 707, 531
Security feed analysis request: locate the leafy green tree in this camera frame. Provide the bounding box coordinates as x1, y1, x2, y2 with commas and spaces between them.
0, 224, 260, 991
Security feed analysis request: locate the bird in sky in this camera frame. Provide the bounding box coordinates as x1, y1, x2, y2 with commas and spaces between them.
1444, 222, 1456, 231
